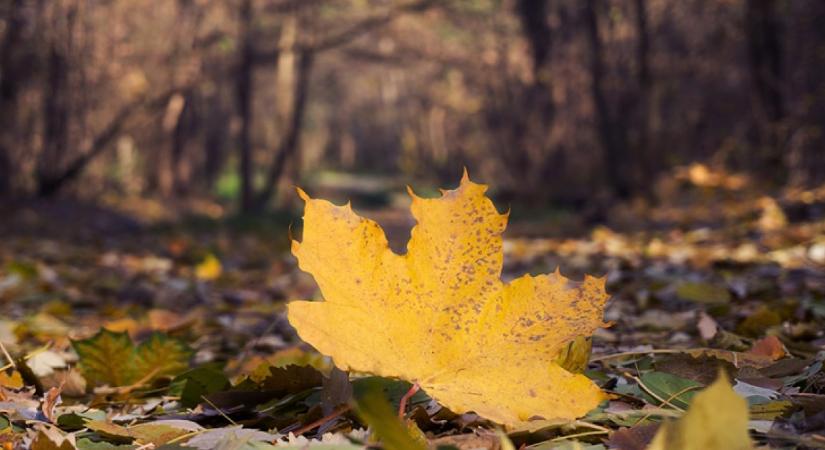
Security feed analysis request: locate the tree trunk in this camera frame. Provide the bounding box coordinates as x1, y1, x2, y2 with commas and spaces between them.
0, 0, 25, 196
745, 0, 786, 182
517, 0, 552, 81
236, 0, 255, 212
786, 2, 825, 187
36, 89, 177, 197
634, 0, 655, 182
746, 0, 784, 123
37, 32, 72, 194
584, 0, 632, 198
254, 50, 314, 210
172, 92, 195, 195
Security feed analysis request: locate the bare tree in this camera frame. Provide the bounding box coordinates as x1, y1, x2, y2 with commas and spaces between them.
236, 0, 255, 211
584, 0, 633, 198
0, 0, 25, 196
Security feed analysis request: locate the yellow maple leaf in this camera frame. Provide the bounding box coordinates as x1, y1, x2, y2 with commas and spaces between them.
287, 173, 609, 426
647, 372, 753, 450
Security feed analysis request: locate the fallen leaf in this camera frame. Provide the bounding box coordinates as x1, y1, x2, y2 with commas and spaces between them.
288, 174, 609, 426
41, 369, 86, 397
73, 329, 191, 388
748, 400, 792, 420
258, 365, 324, 395
748, 335, 786, 361
675, 282, 730, 305
73, 438, 135, 449
101, 318, 140, 337
0, 370, 23, 389
195, 254, 222, 281
183, 426, 280, 449
736, 307, 782, 337
732, 380, 778, 400
129, 420, 203, 446
85, 420, 132, 442
696, 312, 718, 341
757, 197, 787, 232
607, 423, 659, 450
354, 379, 426, 450
133, 333, 192, 380
654, 353, 736, 385
72, 330, 135, 387
321, 367, 353, 415
174, 367, 230, 408
683, 348, 774, 369
638, 372, 702, 410
147, 308, 195, 332
646, 372, 752, 450
41, 386, 61, 423
30, 425, 75, 450
429, 432, 503, 450
27, 351, 67, 378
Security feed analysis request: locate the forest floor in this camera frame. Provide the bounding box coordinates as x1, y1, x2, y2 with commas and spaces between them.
1, 166, 825, 449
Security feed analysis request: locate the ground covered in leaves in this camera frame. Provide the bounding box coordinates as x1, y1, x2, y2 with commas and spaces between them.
1, 168, 825, 449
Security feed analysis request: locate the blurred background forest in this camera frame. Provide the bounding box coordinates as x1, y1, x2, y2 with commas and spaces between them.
1, 0, 824, 218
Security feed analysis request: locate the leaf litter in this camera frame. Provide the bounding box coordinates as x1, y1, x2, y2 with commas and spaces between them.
0, 171, 823, 448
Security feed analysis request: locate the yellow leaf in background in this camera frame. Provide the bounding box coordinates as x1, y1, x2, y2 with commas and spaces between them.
195, 254, 222, 281
757, 197, 787, 233
647, 372, 752, 450
0, 370, 23, 389
287, 173, 610, 427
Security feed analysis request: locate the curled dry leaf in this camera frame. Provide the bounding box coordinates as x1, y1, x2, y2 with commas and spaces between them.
287, 174, 610, 426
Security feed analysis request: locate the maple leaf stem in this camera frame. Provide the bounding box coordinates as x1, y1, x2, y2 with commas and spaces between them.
398, 382, 421, 418
291, 404, 351, 436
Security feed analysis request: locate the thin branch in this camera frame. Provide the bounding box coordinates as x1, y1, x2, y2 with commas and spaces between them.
308, 0, 438, 53
37, 87, 182, 197
289, 404, 351, 437
201, 395, 238, 426
0, 340, 16, 370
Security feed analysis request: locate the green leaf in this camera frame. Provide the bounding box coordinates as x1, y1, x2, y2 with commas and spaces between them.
676, 282, 731, 304
73, 329, 137, 387
85, 420, 133, 443
354, 379, 427, 450
73, 329, 193, 389
174, 367, 230, 408
639, 372, 703, 410
56, 410, 106, 431
134, 333, 192, 382
352, 377, 430, 413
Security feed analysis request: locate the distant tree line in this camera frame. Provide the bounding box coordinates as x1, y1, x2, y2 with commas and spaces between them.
0, 0, 823, 211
